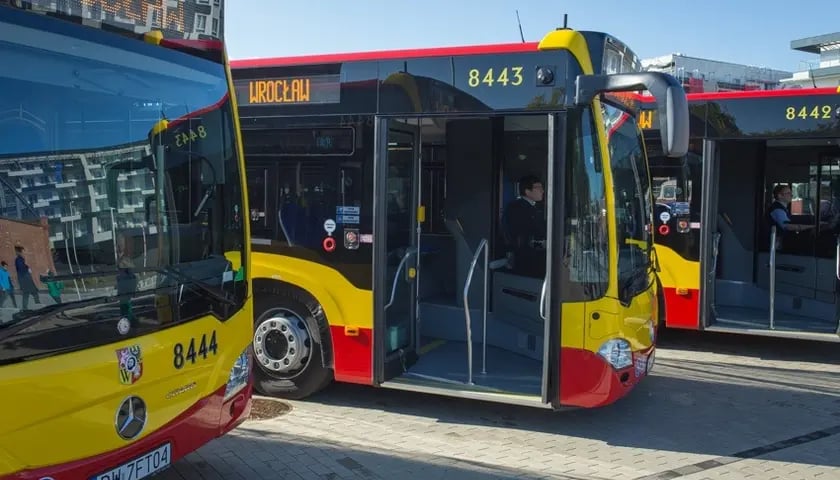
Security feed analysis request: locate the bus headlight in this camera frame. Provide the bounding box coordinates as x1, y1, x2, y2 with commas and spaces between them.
224, 349, 251, 401
649, 320, 656, 344
597, 338, 633, 370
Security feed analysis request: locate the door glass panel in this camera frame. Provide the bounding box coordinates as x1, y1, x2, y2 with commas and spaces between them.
763, 151, 818, 297
563, 107, 608, 302
816, 155, 840, 259
246, 166, 271, 240
383, 121, 418, 354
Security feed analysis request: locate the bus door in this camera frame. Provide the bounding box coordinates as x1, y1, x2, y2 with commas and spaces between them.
373, 117, 422, 383
705, 139, 840, 335
699, 140, 719, 329
760, 150, 840, 333
542, 112, 564, 407
816, 153, 840, 334
246, 165, 273, 243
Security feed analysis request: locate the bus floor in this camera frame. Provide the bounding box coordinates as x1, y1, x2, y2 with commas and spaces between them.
399, 336, 543, 396
713, 304, 838, 334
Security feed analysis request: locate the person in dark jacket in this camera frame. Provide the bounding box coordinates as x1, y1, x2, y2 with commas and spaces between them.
14, 245, 40, 310
502, 175, 546, 277
767, 184, 814, 251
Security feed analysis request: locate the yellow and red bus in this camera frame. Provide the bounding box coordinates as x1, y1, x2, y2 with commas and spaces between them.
0, 1, 253, 478
230, 28, 689, 410
639, 86, 840, 342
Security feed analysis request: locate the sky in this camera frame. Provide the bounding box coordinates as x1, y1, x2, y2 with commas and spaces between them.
224, 0, 839, 74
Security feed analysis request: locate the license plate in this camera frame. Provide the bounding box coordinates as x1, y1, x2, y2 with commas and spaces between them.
92, 443, 171, 480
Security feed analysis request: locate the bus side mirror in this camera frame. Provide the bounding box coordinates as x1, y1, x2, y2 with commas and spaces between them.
576, 72, 689, 158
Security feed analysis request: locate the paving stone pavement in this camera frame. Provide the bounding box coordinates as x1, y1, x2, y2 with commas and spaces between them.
155, 330, 840, 480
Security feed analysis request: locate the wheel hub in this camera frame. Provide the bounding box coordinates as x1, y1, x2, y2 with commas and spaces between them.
253, 312, 312, 374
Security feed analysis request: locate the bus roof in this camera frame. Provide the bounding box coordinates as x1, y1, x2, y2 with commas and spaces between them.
230, 41, 541, 69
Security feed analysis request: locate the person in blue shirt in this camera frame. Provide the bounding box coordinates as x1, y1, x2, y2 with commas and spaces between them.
768, 185, 814, 233
767, 184, 815, 251
0, 261, 16, 309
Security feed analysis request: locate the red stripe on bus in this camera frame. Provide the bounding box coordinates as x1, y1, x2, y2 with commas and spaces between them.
231, 42, 540, 68
634, 87, 840, 104
560, 346, 652, 408
330, 325, 373, 385
662, 287, 700, 330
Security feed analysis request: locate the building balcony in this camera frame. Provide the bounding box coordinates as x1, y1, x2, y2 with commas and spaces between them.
7, 167, 44, 177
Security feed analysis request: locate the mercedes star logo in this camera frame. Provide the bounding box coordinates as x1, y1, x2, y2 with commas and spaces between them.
115, 396, 147, 440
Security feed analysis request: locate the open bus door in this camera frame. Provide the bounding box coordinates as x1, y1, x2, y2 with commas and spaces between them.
699, 139, 719, 330
370, 112, 565, 407
701, 138, 840, 341
373, 117, 422, 383
543, 112, 564, 408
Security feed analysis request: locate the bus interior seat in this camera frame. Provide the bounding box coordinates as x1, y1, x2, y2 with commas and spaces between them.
491, 271, 544, 337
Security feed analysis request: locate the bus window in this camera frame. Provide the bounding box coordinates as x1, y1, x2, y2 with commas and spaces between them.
563, 107, 609, 301
603, 103, 653, 302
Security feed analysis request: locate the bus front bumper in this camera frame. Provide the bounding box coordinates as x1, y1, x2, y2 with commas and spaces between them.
6, 382, 252, 480
560, 345, 655, 409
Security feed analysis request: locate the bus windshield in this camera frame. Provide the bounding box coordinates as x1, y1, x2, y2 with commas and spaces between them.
0, 9, 245, 354
602, 101, 653, 300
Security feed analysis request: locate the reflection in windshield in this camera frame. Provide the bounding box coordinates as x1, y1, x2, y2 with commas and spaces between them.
0, 9, 245, 334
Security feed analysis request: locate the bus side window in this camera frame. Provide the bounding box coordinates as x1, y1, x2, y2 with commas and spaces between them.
562, 107, 609, 302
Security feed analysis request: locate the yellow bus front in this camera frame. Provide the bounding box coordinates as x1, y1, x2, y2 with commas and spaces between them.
556, 101, 659, 408
544, 30, 687, 407
0, 5, 253, 478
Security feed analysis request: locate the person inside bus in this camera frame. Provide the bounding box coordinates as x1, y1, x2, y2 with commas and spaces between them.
767, 184, 815, 251
502, 175, 546, 278
818, 179, 840, 230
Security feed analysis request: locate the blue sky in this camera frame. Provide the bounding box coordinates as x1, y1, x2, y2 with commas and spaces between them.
225, 0, 837, 73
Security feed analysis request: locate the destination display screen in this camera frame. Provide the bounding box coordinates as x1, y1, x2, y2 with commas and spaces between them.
234, 75, 342, 106
243, 127, 355, 156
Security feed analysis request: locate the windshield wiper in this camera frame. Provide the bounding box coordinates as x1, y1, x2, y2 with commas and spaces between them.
155, 264, 237, 307
0, 296, 111, 342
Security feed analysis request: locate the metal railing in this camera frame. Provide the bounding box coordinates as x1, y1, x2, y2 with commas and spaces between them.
385, 247, 416, 311
711, 232, 721, 276
463, 238, 488, 385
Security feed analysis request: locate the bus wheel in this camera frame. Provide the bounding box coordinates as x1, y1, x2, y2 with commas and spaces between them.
251, 293, 332, 400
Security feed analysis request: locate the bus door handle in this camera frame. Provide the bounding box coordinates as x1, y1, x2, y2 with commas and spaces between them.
711, 232, 721, 275
835, 236, 840, 281
385, 247, 417, 310
539, 279, 547, 321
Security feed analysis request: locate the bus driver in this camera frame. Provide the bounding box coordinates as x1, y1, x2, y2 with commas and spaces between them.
502, 175, 546, 278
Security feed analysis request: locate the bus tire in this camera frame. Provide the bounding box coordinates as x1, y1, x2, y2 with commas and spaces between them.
251, 291, 333, 400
